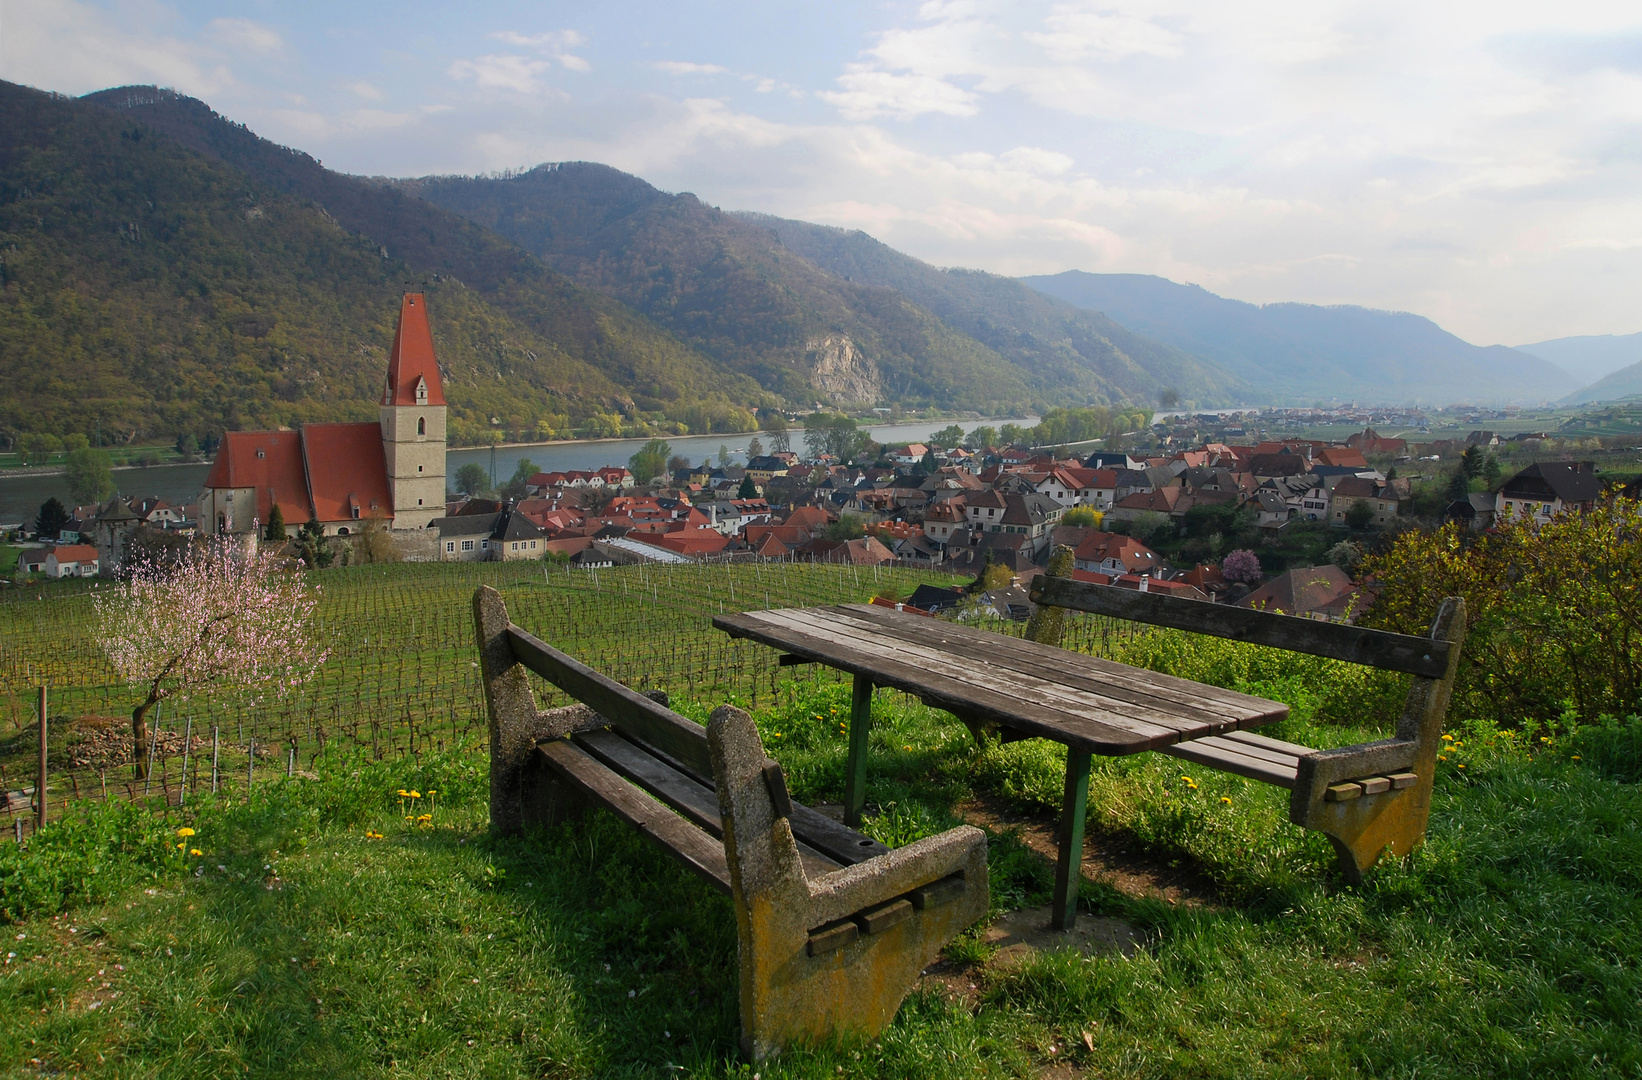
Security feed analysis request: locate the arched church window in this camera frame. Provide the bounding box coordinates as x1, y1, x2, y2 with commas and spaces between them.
418, 417, 426, 435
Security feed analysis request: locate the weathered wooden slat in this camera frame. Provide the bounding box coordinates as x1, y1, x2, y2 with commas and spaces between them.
1172, 733, 1302, 769
1218, 728, 1316, 757
836, 604, 1285, 723
1158, 737, 1299, 788
801, 606, 1286, 734
573, 729, 848, 877
716, 610, 1183, 752
1030, 577, 1450, 679
507, 625, 713, 775
790, 799, 890, 866
535, 740, 731, 893
743, 608, 1190, 742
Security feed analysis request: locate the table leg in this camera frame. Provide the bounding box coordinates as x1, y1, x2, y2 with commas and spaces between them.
844, 674, 873, 828
1052, 748, 1093, 931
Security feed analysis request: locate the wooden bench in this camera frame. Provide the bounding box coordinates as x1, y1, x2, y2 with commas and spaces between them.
473, 587, 989, 1061
1027, 548, 1467, 883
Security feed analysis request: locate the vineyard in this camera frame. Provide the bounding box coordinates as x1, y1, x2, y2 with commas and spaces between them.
0, 559, 1136, 830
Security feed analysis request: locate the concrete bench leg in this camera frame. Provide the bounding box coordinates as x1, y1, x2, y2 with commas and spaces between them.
709, 706, 988, 1061
1291, 597, 1467, 882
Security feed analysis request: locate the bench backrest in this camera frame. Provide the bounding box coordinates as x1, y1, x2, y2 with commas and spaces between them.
1029, 574, 1452, 678
504, 624, 714, 776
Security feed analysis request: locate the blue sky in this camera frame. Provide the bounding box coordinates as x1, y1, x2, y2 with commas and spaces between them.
5, 0, 1642, 346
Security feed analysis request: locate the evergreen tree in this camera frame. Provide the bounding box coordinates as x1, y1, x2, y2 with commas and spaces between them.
35, 497, 69, 538
738, 475, 758, 499
264, 503, 286, 542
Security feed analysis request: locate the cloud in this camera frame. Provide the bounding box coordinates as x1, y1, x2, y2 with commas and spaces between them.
206, 17, 283, 56
655, 61, 729, 75
489, 29, 590, 72
0, 0, 234, 98
449, 54, 553, 93
819, 68, 978, 120
345, 81, 383, 101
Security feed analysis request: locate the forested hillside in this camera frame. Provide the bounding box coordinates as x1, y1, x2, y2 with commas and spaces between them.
739, 212, 1244, 408
1022, 271, 1569, 406
0, 82, 764, 446
404, 163, 1042, 413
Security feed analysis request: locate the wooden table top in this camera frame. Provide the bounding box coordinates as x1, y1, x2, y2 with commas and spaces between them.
713, 604, 1289, 756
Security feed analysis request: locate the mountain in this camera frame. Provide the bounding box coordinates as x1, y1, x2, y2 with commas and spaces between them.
735, 213, 1245, 409
1021, 271, 1570, 406
0, 80, 765, 445
1557, 360, 1642, 406
1516, 332, 1642, 388
403, 164, 1233, 412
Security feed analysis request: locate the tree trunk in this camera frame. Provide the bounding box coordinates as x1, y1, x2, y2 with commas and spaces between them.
132, 698, 154, 780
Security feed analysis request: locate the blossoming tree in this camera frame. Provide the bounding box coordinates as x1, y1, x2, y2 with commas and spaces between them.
95, 540, 329, 778
1221, 549, 1263, 585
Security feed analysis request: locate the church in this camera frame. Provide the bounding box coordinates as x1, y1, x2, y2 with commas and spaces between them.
200, 293, 448, 537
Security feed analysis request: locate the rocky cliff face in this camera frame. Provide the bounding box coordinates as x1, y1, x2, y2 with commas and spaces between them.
806, 334, 880, 405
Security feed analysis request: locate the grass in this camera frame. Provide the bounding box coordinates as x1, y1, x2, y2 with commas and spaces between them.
1, 675, 1639, 1077
2, 562, 1639, 1076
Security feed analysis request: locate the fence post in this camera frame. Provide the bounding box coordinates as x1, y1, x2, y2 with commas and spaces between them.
212, 728, 220, 794
36, 686, 47, 830
179, 717, 193, 805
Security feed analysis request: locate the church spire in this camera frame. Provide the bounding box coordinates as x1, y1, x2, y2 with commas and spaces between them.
382, 293, 446, 407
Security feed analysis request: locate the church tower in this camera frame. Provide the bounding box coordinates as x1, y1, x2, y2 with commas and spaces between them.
379, 293, 447, 530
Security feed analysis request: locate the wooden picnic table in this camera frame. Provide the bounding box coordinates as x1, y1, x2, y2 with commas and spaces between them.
713, 603, 1290, 929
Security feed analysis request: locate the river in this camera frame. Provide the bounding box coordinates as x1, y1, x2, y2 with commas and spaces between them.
0, 418, 1032, 526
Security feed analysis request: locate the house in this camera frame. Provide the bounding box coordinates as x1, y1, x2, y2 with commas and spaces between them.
1072, 532, 1161, 577
743, 456, 790, 483
906, 583, 966, 613
1445, 493, 1496, 531
492, 513, 550, 561
891, 444, 930, 466
1345, 427, 1407, 456
45, 544, 100, 578
808, 536, 895, 566
1253, 489, 1290, 526
1330, 477, 1400, 528
200, 293, 446, 538
1106, 485, 1188, 524
16, 548, 49, 575
1239, 565, 1362, 621
1495, 462, 1601, 523
923, 496, 967, 545
435, 513, 502, 561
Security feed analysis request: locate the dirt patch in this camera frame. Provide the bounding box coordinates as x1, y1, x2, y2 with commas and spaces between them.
958, 791, 1224, 909
63, 716, 271, 770
983, 904, 1142, 969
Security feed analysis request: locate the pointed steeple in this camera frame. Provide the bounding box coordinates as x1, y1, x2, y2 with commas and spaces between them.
382, 293, 446, 406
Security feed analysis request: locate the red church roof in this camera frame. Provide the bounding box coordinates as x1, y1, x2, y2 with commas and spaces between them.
203, 432, 313, 527
382, 293, 446, 407
303, 423, 394, 523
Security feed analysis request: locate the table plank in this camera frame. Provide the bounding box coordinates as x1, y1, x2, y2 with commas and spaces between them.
809, 606, 1285, 732
716, 610, 1181, 753
836, 604, 1286, 723
717, 606, 1288, 753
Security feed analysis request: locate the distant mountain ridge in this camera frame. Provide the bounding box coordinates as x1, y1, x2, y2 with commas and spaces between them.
1021, 271, 1570, 406
402, 165, 1242, 411
1516, 332, 1642, 390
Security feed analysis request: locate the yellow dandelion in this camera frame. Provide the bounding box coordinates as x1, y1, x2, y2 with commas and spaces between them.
190, 848, 202, 857
1571, 755, 1582, 761
1221, 797, 1232, 805
1180, 776, 1194, 784
176, 827, 196, 838
176, 842, 185, 850
426, 789, 437, 796
408, 790, 422, 799
1442, 734, 1453, 742
1457, 763, 1466, 769
397, 789, 409, 797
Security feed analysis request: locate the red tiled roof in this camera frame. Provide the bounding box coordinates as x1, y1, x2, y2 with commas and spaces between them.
204, 431, 313, 526
382, 293, 446, 407
303, 423, 394, 524
50, 544, 98, 562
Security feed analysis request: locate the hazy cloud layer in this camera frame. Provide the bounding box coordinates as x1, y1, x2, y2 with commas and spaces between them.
4, 0, 1641, 344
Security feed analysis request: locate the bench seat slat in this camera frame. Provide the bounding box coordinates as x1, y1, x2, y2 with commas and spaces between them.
1159, 736, 1300, 788
571, 729, 848, 877
536, 739, 733, 894
1218, 729, 1316, 757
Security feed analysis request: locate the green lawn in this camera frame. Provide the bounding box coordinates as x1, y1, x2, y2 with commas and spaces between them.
2, 672, 1638, 1078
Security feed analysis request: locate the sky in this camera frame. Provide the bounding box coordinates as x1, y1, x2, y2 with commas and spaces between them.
4, 0, 1642, 346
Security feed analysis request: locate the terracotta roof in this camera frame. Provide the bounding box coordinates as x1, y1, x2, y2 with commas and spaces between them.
204, 431, 312, 526
302, 423, 394, 524
1239, 565, 1355, 615
381, 293, 446, 407
50, 544, 98, 562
